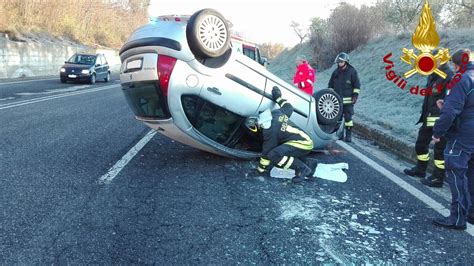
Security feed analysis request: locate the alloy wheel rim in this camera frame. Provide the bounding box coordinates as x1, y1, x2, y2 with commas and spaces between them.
318, 94, 340, 119
198, 15, 227, 51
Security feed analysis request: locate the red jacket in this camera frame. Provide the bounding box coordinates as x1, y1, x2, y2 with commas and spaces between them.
293, 61, 315, 95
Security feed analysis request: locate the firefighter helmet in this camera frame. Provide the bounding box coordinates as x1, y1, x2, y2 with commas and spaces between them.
334, 52, 350, 64
245, 116, 259, 133
244, 109, 273, 133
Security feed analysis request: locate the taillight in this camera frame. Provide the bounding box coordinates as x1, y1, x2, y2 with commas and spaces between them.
157, 55, 177, 96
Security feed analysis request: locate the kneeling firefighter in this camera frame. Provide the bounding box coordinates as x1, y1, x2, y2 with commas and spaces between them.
246, 86, 314, 183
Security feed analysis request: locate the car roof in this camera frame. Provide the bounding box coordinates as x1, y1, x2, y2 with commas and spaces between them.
74, 53, 98, 56
152, 14, 233, 27
153, 15, 190, 23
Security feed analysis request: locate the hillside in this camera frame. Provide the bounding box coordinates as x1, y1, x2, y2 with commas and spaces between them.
0, 1, 148, 49
269, 29, 474, 143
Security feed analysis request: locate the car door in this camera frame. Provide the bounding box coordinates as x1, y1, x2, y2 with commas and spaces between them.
95, 55, 104, 79
101, 55, 109, 74
199, 60, 265, 117
261, 79, 311, 128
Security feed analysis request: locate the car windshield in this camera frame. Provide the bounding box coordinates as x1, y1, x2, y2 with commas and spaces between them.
67, 54, 96, 65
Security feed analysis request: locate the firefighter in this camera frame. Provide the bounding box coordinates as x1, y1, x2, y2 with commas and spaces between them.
431, 49, 474, 230
246, 86, 314, 183
404, 59, 454, 187
328, 52, 361, 142
293, 55, 315, 95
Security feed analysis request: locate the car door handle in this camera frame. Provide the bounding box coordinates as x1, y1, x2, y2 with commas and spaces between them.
207, 87, 222, 95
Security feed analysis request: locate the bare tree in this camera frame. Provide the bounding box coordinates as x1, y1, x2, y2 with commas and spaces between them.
258, 42, 285, 60
380, 0, 445, 32
329, 3, 378, 55
290, 21, 308, 44
443, 0, 474, 27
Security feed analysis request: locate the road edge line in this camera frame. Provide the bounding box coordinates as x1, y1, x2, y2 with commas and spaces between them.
337, 140, 474, 236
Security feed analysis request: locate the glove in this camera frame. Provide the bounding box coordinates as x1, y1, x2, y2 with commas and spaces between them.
272, 86, 282, 101
352, 96, 358, 104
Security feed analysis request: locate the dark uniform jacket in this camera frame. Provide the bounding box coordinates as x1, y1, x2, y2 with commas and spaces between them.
328, 64, 361, 105
261, 98, 313, 158
417, 64, 454, 127
434, 62, 474, 146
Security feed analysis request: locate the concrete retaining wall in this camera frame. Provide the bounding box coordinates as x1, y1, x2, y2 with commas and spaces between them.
0, 38, 120, 79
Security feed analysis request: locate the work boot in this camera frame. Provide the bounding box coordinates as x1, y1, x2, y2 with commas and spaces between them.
339, 128, 344, 140
468, 207, 474, 225
305, 158, 318, 181
291, 159, 312, 183
432, 216, 466, 230
403, 160, 428, 178
344, 127, 352, 142
421, 167, 445, 187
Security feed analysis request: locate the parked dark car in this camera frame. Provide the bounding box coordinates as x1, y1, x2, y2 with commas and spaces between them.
60, 53, 111, 84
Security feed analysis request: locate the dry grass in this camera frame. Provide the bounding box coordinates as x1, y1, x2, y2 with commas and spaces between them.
0, 0, 149, 48
270, 28, 474, 143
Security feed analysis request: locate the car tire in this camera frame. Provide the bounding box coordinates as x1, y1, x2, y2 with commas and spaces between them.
60, 78, 67, 83
89, 74, 96, 84
313, 89, 343, 125
186, 8, 231, 58
104, 72, 110, 82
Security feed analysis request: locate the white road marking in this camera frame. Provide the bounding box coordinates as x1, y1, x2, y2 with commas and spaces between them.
319, 239, 345, 264
0, 84, 119, 110
337, 140, 474, 236
0, 77, 58, 85
99, 129, 157, 184
352, 138, 452, 201
0, 97, 15, 101
15, 85, 91, 96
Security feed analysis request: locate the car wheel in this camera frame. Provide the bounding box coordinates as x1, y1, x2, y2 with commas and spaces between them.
60, 78, 67, 83
89, 74, 96, 84
313, 89, 343, 125
186, 8, 231, 58
104, 72, 110, 82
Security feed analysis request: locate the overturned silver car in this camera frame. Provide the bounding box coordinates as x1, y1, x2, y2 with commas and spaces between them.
119, 9, 343, 159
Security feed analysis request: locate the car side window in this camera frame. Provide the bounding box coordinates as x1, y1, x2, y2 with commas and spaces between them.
101, 55, 108, 65
242, 45, 256, 61
255, 48, 261, 64
96, 56, 102, 66
181, 95, 261, 151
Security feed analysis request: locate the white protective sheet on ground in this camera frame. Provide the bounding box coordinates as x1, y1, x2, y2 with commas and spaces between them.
270, 163, 349, 183
313, 163, 348, 183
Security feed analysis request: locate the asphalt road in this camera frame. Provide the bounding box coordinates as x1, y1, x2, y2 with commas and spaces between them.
1, 76, 473, 263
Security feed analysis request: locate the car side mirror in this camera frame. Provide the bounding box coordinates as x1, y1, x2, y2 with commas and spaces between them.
260, 57, 269, 66
96, 63, 101, 67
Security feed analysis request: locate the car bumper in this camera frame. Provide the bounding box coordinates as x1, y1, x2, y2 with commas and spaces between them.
60, 73, 91, 81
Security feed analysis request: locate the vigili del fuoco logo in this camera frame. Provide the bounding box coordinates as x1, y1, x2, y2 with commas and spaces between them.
382, 0, 468, 96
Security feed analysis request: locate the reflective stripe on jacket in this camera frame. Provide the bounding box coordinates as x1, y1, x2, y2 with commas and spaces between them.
417, 64, 454, 127
328, 64, 360, 104
261, 98, 314, 159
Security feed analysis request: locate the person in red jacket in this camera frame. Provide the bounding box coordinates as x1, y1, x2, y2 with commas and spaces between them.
293, 55, 315, 95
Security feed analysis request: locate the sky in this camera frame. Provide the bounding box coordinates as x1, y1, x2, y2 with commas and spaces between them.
148, 0, 377, 47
